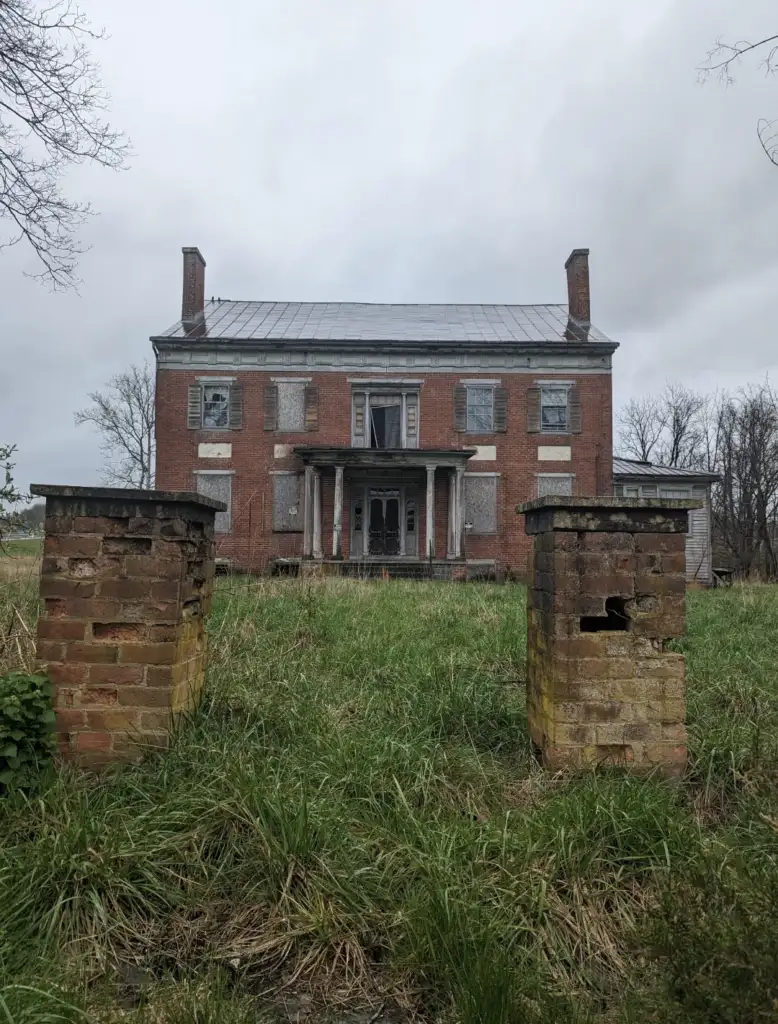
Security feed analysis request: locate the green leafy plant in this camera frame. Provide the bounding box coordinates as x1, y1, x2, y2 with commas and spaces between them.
0, 671, 57, 790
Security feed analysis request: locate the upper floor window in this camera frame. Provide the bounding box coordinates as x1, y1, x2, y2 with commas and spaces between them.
467, 387, 494, 432
352, 388, 419, 448
527, 384, 582, 435
454, 383, 508, 434
203, 385, 229, 428
540, 387, 569, 433
264, 381, 318, 432
188, 381, 243, 430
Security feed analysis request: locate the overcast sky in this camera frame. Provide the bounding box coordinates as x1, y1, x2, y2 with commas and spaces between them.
2, 0, 777, 493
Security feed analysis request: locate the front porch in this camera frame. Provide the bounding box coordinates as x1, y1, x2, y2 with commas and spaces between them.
294, 446, 476, 563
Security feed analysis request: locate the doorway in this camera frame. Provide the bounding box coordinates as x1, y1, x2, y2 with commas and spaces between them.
350, 485, 418, 558
369, 492, 400, 555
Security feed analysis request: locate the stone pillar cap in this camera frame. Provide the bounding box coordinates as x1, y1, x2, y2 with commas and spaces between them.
30, 484, 226, 512
518, 495, 702, 535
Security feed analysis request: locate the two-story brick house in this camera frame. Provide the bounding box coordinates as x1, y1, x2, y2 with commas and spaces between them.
153, 247, 617, 577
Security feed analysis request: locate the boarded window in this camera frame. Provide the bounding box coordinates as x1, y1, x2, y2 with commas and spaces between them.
277, 382, 307, 431
273, 473, 303, 532
536, 474, 573, 497
464, 475, 498, 534
195, 473, 232, 533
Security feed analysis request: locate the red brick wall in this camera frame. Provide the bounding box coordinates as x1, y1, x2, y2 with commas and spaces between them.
155, 368, 613, 575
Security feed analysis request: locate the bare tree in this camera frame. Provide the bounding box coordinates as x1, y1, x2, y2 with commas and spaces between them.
75, 362, 155, 489
617, 384, 708, 468
617, 395, 665, 462
0, 444, 25, 543
654, 383, 707, 469
712, 382, 778, 579
0, 0, 128, 288
699, 34, 778, 167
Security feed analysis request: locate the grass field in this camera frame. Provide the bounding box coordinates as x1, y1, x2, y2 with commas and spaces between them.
1, 564, 778, 1021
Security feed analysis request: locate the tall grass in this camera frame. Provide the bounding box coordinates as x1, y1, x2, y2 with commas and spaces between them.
1, 575, 777, 1021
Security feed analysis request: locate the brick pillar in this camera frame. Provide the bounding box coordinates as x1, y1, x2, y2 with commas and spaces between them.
519, 496, 700, 778
30, 485, 225, 768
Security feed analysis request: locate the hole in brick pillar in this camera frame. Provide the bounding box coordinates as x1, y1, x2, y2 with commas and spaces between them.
580, 597, 630, 633
182, 598, 201, 619
102, 537, 153, 555
93, 622, 144, 642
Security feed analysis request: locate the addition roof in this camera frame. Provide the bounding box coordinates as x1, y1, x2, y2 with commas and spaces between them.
612, 457, 719, 482
152, 300, 616, 348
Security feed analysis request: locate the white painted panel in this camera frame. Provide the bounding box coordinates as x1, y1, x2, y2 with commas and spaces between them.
198, 443, 232, 459
471, 445, 497, 461
538, 445, 571, 462
274, 444, 294, 459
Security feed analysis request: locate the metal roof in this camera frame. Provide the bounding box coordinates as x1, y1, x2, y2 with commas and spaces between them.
612, 457, 718, 481
152, 300, 615, 347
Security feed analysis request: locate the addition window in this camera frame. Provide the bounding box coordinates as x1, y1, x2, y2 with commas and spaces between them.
540, 387, 568, 433
466, 387, 494, 433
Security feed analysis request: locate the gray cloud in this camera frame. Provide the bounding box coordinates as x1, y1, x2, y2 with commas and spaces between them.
2, 0, 776, 490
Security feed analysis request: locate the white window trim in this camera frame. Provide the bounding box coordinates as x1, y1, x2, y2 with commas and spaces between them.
535, 472, 575, 478
534, 379, 576, 386
464, 471, 501, 477
464, 383, 496, 434
538, 384, 571, 434
194, 469, 235, 475
352, 385, 420, 449
347, 377, 423, 385
460, 378, 502, 385
270, 376, 312, 383
196, 375, 237, 383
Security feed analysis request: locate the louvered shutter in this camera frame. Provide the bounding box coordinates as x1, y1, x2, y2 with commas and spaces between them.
526, 387, 541, 433
352, 392, 366, 446
494, 386, 508, 432
405, 392, 419, 448
228, 386, 243, 429
304, 385, 318, 431
568, 386, 582, 434
264, 385, 278, 431
453, 386, 467, 432
187, 385, 202, 429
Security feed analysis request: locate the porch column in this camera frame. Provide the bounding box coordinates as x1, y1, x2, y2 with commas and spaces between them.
455, 466, 466, 558
425, 464, 436, 558
303, 465, 314, 557
447, 469, 456, 558
332, 464, 345, 558
312, 468, 323, 559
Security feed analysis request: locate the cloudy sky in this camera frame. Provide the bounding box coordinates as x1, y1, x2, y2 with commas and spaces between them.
3, 0, 777, 492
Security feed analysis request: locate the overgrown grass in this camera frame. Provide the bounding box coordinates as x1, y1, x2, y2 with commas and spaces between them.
1, 577, 777, 1021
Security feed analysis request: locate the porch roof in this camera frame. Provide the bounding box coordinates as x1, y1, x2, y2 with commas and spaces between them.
293, 446, 477, 469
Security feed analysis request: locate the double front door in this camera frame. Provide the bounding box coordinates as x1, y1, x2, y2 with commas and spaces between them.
351, 486, 418, 558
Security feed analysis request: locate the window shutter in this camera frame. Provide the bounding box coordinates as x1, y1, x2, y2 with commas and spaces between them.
454, 386, 467, 432
304, 385, 318, 431
527, 387, 541, 433
228, 386, 243, 429
264, 385, 278, 431
494, 386, 508, 432
187, 385, 202, 429
352, 392, 366, 446
406, 393, 419, 448
568, 386, 582, 433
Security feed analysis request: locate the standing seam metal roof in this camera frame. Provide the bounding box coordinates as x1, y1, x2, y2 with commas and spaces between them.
613, 457, 718, 480
152, 300, 615, 345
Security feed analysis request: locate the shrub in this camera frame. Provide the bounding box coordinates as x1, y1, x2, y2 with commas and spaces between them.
0, 671, 57, 790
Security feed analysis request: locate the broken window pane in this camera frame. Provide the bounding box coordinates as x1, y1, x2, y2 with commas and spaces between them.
369, 396, 402, 448
540, 387, 568, 432
202, 385, 230, 428
466, 387, 494, 432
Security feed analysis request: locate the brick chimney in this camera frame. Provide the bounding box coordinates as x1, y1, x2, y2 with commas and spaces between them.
565, 248, 590, 325
182, 247, 206, 323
